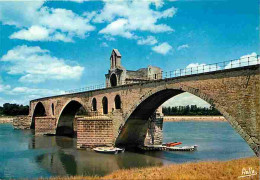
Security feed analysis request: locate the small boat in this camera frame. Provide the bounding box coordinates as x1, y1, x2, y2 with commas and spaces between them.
115, 147, 125, 153
167, 145, 198, 151
93, 147, 124, 154
163, 142, 182, 147
93, 147, 118, 154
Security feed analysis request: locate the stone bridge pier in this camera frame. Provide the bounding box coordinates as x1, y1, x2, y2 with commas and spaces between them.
14, 65, 260, 156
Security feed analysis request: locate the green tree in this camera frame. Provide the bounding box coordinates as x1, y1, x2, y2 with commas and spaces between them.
162, 105, 221, 116
1, 103, 29, 116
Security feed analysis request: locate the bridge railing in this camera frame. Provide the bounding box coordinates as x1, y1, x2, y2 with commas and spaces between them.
65, 54, 259, 94
153, 54, 259, 80
65, 84, 106, 94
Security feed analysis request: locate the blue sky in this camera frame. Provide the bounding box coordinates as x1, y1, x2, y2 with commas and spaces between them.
0, 0, 259, 106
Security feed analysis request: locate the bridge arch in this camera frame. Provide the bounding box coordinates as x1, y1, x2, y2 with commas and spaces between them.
115, 85, 234, 148
31, 102, 46, 129
56, 100, 86, 137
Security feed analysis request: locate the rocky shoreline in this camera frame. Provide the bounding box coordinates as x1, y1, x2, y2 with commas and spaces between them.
0, 116, 14, 124
0, 116, 226, 124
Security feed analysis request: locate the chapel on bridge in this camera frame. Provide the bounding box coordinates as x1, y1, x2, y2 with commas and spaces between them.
105, 49, 162, 88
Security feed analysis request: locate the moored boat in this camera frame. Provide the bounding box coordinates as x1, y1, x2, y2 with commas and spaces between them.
93, 147, 118, 154
167, 145, 198, 151
163, 142, 182, 147
115, 147, 125, 153
93, 147, 125, 154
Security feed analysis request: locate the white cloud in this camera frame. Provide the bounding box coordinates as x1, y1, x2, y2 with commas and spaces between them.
178, 53, 259, 76
10, 25, 49, 41
0, 83, 11, 93
1, 0, 176, 49
103, 35, 116, 41
0, 1, 95, 42
101, 42, 108, 47
83, 11, 97, 21
184, 63, 221, 75
1, 45, 84, 83
95, 0, 176, 38
0, 98, 29, 106
67, 0, 87, 3
0, 1, 44, 27
149, 0, 165, 8
39, 8, 95, 38
152, 42, 172, 55
186, 63, 206, 69
224, 52, 259, 69
51, 32, 74, 42
9, 25, 74, 42
0, 86, 65, 105
0, 74, 64, 105
99, 18, 136, 39
137, 36, 158, 45
177, 44, 189, 51
0, 97, 5, 106
10, 87, 64, 96
162, 92, 211, 108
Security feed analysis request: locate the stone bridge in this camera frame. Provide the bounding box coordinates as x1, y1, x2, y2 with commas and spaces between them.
17, 64, 260, 156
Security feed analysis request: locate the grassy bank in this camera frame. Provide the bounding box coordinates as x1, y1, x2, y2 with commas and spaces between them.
46, 156, 258, 180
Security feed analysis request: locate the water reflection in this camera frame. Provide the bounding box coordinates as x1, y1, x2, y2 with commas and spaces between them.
0, 122, 255, 179
29, 135, 164, 176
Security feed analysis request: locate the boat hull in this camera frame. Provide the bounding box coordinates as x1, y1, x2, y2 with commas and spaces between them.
167, 145, 198, 151
93, 149, 118, 154
93, 147, 124, 154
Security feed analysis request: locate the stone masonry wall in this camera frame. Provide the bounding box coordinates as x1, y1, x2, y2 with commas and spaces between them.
77, 116, 113, 149
35, 116, 56, 135
13, 115, 31, 129
144, 117, 163, 146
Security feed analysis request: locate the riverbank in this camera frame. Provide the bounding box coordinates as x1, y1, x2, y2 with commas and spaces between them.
0, 116, 14, 124
0, 116, 226, 124
46, 156, 258, 180
163, 115, 226, 122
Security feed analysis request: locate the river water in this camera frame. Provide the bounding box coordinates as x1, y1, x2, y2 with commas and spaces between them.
0, 121, 255, 179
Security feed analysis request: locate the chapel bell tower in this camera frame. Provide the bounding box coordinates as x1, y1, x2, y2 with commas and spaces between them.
110, 49, 122, 69
105, 49, 125, 88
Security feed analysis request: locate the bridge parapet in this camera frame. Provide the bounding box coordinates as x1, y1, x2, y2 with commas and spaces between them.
64, 54, 259, 95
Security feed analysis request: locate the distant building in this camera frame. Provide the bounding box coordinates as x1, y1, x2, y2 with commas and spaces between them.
105, 49, 163, 88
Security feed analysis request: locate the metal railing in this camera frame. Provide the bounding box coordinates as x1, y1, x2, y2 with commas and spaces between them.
65, 54, 259, 94
65, 83, 105, 94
